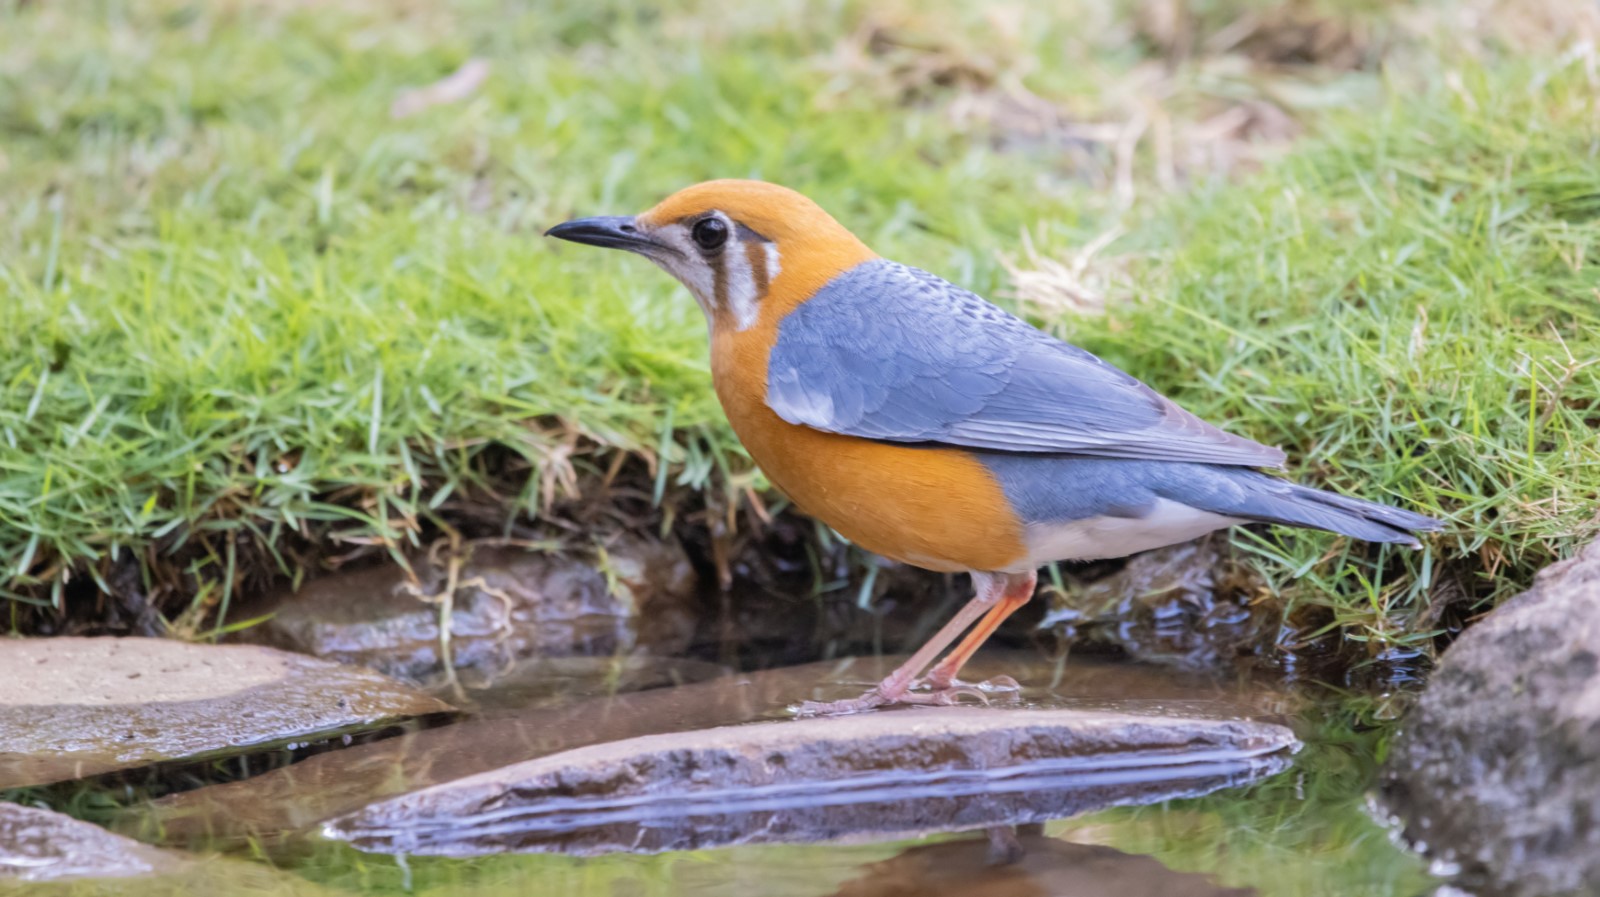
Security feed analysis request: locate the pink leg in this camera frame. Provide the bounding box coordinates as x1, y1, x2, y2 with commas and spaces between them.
793, 571, 1025, 717
922, 570, 1036, 689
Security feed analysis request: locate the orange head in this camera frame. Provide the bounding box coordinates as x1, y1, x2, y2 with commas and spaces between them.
545, 180, 877, 332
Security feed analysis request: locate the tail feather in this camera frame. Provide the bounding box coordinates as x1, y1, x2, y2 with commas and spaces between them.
1163, 467, 1443, 547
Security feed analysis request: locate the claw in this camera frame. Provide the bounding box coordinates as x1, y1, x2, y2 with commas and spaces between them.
978, 674, 1022, 693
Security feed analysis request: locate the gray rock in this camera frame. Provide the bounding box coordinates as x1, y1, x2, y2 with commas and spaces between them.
1379, 536, 1600, 897
0, 637, 453, 788
240, 537, 699, 681
325, 705, 1296, 857
0, 801, 178, 881
139, 652, 1296, 852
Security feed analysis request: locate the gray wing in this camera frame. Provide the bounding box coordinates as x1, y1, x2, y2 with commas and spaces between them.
765, 260, 1286, 468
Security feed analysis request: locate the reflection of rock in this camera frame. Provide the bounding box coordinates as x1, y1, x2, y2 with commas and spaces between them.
833, 832, 1255, 896
1, 802, 335, 893
136, 653, 1295, 852
1379, 536, 1600, 897
1043, 537, 1270, 669
325, 707, 1295, 857
0, 801, 178, 881
240, 537, 699, 681
0, 638, 453, 789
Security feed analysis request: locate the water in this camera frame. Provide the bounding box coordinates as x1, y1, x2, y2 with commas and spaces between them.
11, 654, 1437, 897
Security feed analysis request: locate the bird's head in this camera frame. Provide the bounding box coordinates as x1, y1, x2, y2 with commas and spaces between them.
545, 180, 875, 331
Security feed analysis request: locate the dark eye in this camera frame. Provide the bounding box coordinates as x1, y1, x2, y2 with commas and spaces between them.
692, 217, 728, 251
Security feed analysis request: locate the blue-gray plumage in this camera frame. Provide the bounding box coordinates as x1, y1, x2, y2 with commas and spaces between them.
979, 454, 1440, 549
767, 259, 1288, 468
767, 258, 1441, 557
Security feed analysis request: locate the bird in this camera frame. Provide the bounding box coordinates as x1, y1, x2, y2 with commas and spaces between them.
546, 179, 1442, 715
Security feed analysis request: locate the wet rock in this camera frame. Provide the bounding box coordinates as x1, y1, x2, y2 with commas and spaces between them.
1379, 536, 1600, 897
0, 637, 453, 789
0, 801, 179, 881
135, 653, 1296, 852
832, 831, 1254, 896
1042, 536, 1271, 669
325, 705, 1295, 857
241, 537, 698, 681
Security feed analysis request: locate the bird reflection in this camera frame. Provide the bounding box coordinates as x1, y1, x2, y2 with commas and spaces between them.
832, 827, 1255, 897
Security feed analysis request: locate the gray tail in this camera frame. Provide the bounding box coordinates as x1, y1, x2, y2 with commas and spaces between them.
1165, 467, 1443, 548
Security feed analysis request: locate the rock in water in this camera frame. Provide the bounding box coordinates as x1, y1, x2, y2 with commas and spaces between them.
241, 537, 699, 681
326, 707, 1297, 857
1379, 536, 1600, 897
0, 637, 453, 789
140, 653, 1293, 851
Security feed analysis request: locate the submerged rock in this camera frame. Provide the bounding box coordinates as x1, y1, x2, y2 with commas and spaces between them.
241, 537, 698, 681
0, 637, 453, 789
137, 653, 1295, 852
832, 831, 1254, 896
1379, 536, 1600, 897
325, 706, 1296, 857
0, 802, 179, 881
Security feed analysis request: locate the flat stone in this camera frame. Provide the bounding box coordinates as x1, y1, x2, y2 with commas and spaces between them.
135, 653, 1296, 852
1379, 536, 1600, 897
325, 705, 1295, 857
239, 537, 699, 681
0, 638, 454, 788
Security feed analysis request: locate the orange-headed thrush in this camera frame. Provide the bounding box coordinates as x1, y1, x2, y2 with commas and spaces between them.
547, 180, 1441, 715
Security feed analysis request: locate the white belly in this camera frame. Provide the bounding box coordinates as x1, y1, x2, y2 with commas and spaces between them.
999, 498, 1243, 572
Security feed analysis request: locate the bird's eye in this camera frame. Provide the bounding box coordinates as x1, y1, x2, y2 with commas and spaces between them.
692, 217, 729, 251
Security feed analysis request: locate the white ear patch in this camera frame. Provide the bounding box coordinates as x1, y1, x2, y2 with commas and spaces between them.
643, 214, 778, 332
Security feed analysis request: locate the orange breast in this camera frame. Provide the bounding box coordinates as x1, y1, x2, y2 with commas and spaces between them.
712, 337, 1025, 574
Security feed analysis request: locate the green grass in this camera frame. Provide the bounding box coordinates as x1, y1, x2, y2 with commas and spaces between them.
1, 0, 1596, 651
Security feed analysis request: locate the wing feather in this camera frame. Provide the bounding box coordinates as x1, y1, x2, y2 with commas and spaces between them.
765, 260, 1285, 468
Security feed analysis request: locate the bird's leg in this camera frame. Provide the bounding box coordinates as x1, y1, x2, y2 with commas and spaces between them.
920, 569, 1037, 692
792, 573, 1009, 716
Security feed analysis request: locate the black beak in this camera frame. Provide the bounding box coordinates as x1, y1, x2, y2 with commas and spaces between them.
544, 216, 663, 254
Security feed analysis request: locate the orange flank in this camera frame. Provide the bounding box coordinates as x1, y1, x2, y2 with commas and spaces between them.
715, 366, 1027, 573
